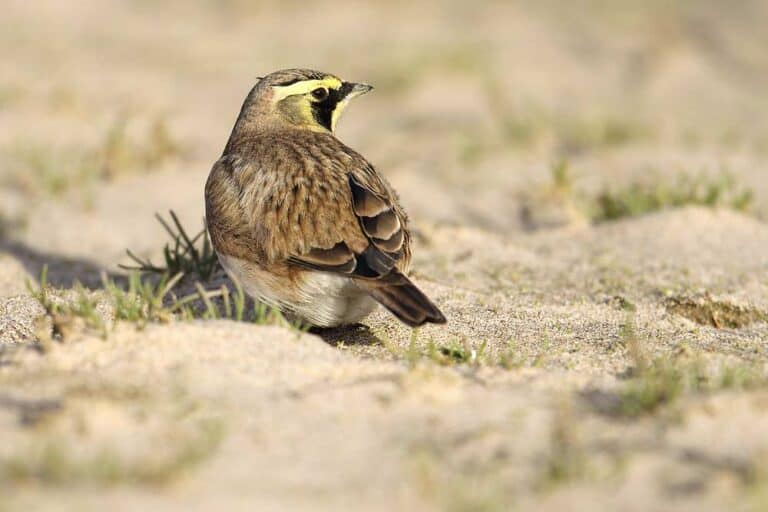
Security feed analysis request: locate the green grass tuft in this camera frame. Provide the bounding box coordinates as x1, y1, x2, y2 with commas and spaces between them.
591, 171, 753, 222
0, 418, 224, 487
536, 163, 755, 225
542, 399, 587, 487
615, 318, 768, 418
1, 115, 184, 207
27, 262, 304, 343
120, 210, 219, 281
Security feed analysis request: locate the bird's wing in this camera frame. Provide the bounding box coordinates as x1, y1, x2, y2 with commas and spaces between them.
287, 162, 410, 280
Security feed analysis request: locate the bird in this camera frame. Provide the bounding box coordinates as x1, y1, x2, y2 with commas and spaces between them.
205, 68, 446, 328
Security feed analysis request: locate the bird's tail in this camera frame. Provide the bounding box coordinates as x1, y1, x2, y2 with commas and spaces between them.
358, 271, 446, 327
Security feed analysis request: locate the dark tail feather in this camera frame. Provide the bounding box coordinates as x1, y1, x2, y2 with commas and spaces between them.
358, 272, 446, 327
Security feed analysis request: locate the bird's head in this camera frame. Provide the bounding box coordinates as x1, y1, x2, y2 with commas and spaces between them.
234, 68, 373, 135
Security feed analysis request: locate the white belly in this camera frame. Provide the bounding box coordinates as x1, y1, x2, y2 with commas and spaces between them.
218, 254, 378, 328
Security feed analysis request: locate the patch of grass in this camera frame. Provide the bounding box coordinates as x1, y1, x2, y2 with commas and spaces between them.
121, 210, 219, 282
29, 266, 191, 340
518, 160, 589, 231
541, 398, 587, 488
0, 84, 25, 108
0, 213, 9, 239
117, 212, 304, 329
533, 163, 755, 225
185, 280, 303, 329
497, 110, 540, 150
101, 271, 184, 326
716, 363, 768, 391
549, 160, 574, 193
28, 266, 109, 341
618, 357, 687, 418
498, 340, 524, 369
29, 268, 186, 341
615, 319, 768, 418
436, 339, 488, 365
444, 477, 509, 512
555, 115, 652, 155
402, 333, 491, 368
615, 355, 768, 418
101, 115, 182, 180
0, 417, 224, 487
27, 263, 303, 344
590, 171, 753, 222
1, 115, 184, 205
2, 143, 98, 200
408, 447, 510, 512
532, 333, 553, 368
453, 130, 494, 168
611, 295, 637, 313
394, 335, 532, 371
747, 462, 768, 512
617, 312, 638, 349
485, 81, 651, 154
615, 318, 682, 417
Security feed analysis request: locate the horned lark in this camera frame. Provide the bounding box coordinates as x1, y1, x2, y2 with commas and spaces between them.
205, 68, 446, 328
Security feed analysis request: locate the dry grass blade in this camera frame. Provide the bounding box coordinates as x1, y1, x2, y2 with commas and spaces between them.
195, 282, 220, 319
119, 210, 219, 281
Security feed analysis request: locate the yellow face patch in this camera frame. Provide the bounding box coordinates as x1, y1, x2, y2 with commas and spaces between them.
271, 77, 342, 102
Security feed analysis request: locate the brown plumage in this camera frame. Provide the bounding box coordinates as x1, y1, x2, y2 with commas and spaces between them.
205, 68, 446, 328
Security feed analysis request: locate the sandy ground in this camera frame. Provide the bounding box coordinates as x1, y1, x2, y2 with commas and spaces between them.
2, 1, 768, 510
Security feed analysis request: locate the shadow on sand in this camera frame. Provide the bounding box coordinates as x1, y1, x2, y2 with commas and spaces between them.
0, 238, 124, 289
312, 323, 385, 347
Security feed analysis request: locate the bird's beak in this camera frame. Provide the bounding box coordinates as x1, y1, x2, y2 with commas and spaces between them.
341, 82, 373, 100
331, 82, 373, 132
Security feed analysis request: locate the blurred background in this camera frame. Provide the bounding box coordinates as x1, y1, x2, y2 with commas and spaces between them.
3, 2, 768, 510
1, 0, 767, 270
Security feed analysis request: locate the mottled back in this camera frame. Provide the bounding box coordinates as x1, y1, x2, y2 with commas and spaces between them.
205, 130, 411, 280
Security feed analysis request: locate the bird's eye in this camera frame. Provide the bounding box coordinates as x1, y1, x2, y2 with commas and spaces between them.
311, 88, 328, 100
